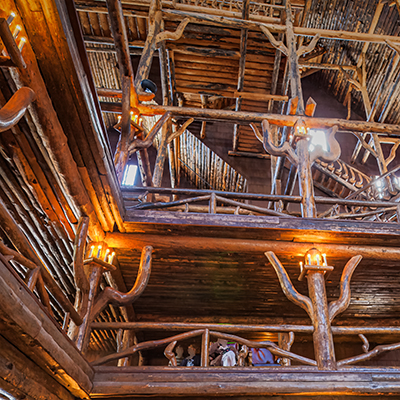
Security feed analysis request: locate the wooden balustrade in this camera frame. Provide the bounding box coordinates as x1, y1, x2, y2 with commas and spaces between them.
89, 321, 400, 369
0, 241, 82, 326
122, 186, 400, 222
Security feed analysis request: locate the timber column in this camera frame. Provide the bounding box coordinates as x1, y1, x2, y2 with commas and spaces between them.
307, 271, 336, 369
300, 248, 337, 370
285, 0, 316, 218
296, 133, 316, 217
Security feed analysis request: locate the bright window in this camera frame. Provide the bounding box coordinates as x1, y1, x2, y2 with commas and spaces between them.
309, 129, 328, 152
122, 164, 138, 186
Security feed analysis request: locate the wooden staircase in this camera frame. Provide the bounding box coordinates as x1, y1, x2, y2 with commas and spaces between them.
312, 159, 371, 198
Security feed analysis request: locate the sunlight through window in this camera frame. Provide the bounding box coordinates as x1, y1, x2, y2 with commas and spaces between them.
122, 164, 138, 186
309, 129, 328, 152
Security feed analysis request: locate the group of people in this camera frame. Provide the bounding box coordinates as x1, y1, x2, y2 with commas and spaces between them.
171, 339, 277, 367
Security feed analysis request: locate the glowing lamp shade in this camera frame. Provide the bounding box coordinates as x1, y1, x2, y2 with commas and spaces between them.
309, 129, 328, 152
304, 247, 327, 266
295, 120, 308, 136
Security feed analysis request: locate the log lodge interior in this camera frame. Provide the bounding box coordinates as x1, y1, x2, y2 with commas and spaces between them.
2, 0, 400, 398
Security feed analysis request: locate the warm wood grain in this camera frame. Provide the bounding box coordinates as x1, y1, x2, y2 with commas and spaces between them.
92, 366, 400, 396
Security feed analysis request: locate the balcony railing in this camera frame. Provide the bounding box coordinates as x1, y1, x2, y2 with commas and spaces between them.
123, 186, 400, 223
90, 321, 400, 368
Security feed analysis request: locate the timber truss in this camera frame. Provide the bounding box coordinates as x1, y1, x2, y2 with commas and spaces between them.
75, 0, 400, 223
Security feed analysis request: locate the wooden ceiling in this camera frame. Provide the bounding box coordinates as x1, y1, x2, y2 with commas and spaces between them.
75, 0, 302, 154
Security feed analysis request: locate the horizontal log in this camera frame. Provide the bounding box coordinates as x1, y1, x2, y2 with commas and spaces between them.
97, 87, 288, 102
90, 321, 400, 336
233, 91, 288, 102
75, 0, 282, 24
106, 230, 400, 260
100, 102, 400, 135
163, 9, 400, 46
299, 62, 358, 71
228, 150, 271, 158
92, 366, 400, 396
91, 321, 313, 332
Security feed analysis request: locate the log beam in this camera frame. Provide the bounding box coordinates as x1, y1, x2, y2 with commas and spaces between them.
163, 8, 400, 46
100, 102, 400, 135
105, 232, 400, 261
92, 366, 400, 397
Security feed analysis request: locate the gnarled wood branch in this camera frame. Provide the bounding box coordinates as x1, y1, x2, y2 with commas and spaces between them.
90, 246, 153, 321
0, 87, 35, 132
328, 255, 362, 322
359, 334, 369, 353
164, 340, 178, 366
156, 18, 191, 44
167, 118, 194, 144
209, 331, 316, 366
297, 34, 321, 57
92, 329, 203, 366
73, 216, 90, 292
128, 112, 170, 154
250, 123, 263, 143
260, 26, 288, 56
351, 131, 378, 158
338, 341, 400, 366
260, 120, 299, 165
265, 251, 313, 319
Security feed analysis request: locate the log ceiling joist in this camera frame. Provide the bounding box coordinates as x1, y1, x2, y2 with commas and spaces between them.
75, 1, 400, 45
100, 102, 400, 135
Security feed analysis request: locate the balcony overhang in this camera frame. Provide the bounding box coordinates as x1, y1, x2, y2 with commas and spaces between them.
92, 365, 400, 397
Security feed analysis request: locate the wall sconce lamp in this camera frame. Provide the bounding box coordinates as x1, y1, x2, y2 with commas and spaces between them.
0, 12, 27, 69
86, 243, 116, 265
298, 247, 333, 281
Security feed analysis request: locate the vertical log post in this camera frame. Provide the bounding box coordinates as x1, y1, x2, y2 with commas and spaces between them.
306, 270, 336, 369
114, 76, 132, 183
106, 0, 154, 186
266, 251, 340, 371
285, 0, 315, 217
153, 31, 171, 188
201, 328, 210, 367
75, 255, 117, 353
134, 0, 162, 90
232, 0, 249, 151
200, 95, 208, 140
152, 118, 171, 187
278, 332, 294, 366
297, 136, 316, 217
